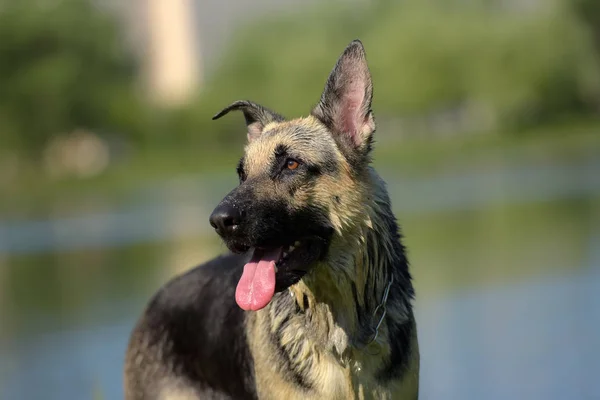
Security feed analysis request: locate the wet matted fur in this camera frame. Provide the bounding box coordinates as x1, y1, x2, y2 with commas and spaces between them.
124, 40, 420, 400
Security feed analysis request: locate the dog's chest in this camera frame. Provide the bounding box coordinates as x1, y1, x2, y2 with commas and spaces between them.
253, 348, 392, 400
249, 310, 393, 400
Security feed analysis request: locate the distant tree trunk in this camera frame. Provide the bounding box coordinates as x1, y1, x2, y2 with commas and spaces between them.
143, 0, 201, 107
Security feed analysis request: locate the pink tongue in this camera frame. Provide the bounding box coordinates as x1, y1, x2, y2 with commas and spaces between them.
235, 247, 281, 311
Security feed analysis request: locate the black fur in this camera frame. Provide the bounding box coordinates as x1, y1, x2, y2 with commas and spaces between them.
269, 315, 314, 391
127, 254, 257, 399
374, 202, 416, 382
214, 183, 333, 257
212, 100, 285, 128
237, 157, 247, 183
378, 315, 415, 382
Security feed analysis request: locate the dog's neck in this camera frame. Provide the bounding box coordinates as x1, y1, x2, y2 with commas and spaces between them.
287, 170, 414, 354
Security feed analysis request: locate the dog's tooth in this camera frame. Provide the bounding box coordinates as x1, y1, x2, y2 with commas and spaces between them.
289, 246, 295, 252
295, 241, 301, 246
282, 252, 288, 258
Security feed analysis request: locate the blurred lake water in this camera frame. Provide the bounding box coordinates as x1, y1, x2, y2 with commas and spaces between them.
0, 153, 598, 399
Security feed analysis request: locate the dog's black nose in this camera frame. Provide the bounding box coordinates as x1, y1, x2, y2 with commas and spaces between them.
209, 203, 243, 236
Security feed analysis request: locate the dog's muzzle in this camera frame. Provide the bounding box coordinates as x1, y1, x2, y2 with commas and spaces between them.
209, 202, 243, 238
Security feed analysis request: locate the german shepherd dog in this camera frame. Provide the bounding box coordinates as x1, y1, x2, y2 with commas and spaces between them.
124, 40, 419, 400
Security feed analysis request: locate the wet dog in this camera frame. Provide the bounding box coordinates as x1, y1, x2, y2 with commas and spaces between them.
124, 40, 419, 400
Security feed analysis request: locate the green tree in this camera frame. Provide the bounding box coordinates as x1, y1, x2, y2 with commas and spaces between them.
196, 0, 600, 136
0, 0, 146, 158
573, 0, 600, 53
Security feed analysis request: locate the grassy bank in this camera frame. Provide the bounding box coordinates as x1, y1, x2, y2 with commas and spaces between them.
2, 120, 599, 215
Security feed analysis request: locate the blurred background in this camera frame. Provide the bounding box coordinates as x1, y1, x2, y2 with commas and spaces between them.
0, 0, 599, 398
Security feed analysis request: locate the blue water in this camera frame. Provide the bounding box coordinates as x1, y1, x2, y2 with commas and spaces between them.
0, 158, 599, 399
1, 267, 598, 400
419, 268, 600, 399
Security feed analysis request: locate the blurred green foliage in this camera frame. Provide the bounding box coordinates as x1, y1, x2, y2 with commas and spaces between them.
0, 0, 150, 158
574, 0, 600, 55
0, 0, 599, 166
196, 0, 600, 138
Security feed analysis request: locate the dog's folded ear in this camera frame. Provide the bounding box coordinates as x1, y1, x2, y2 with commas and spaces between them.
213, 100, 285, 141
312, 40, 375, 155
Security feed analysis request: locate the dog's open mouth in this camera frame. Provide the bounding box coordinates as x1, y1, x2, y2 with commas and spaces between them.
234, 239, 325, 311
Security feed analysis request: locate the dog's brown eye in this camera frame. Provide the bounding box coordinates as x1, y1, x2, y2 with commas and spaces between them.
286, 159, 299, 170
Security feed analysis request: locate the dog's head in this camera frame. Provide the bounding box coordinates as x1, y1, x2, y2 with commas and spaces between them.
209, 40, 376, 311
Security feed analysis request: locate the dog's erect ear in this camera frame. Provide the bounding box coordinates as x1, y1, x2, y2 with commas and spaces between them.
311, 40, 375, 153
212, 100, 285, 141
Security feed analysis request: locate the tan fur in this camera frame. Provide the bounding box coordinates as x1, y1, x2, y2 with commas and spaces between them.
240, 117, 419, 399
247, 300, 419, 400
157, 385, 199, 400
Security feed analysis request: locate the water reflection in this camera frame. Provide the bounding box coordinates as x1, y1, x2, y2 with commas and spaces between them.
0, 158, 598, 400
